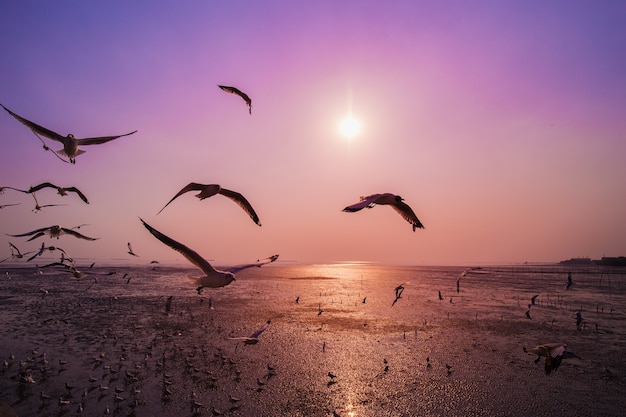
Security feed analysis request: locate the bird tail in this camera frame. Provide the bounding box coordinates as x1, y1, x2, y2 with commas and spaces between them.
57, 149, 86, 157
187, 276, 202, 286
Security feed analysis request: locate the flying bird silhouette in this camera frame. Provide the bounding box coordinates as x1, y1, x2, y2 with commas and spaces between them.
0, 203, 20, 209
391, 284, 405, 306
157, 183, 261, 226
531, 294, 539, 305
23, 182, 89, 204
1, 104, 137, 164
1, 242, 34, 263
218, 85, 252, 114
127, 242, 139, 257
30, 193, 67, 212
140, 218, 277, 293
228, 320, 271, 345
7, 225, 98, 241
343, 193, 424, 231
523, 343, 580, 374
27, 242, 70, 262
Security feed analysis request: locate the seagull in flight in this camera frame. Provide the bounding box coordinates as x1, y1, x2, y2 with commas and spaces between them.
1, 242, 34, 263
218, 85, 252, 114
127, 242, 139, 257
140, 218, 277, 293
20, 182, 89, 204
343, 193, 424, 231
0, 202, 20, 209
457, 268, 473, 293
7, 225, 98, 241
27, 242, 70, 262
157, 183, 262, 226
523, 343, 580, 374
1, 103, 137, 164
30, 192, 67, 212
228, 320, 271, 345
391, 284, 405, 306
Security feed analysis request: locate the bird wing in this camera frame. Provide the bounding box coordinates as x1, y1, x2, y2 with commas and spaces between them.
157, 183, 208, 214
1, 186, 29, 193
249, 320, 271, 338
342, 194, 382, 212
64, 187, 89, 204
28, 182, 59, 193
140, 218, 218, 276
227, 254, 278, 274
391, 200, 424, 231
1, 104, 65, 142
218, 85, 252, 113
6, 226, 51, 238
218, 188, 262, 226
548, 344, 566, 358
9, 242, 23, 256
60, 227, 98, 241
76, 130, 137, 145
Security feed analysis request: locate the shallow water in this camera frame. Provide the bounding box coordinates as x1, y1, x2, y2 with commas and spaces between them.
1, 263, 625, 416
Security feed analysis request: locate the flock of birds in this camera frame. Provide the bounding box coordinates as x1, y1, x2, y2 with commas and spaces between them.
1, 86, 579, 380
1, 86, 425, 291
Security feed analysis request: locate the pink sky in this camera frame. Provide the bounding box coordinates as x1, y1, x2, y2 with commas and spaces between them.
1, 1, 625, 266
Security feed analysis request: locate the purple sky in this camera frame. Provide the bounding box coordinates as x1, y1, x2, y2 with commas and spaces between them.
1, 1, 625, 266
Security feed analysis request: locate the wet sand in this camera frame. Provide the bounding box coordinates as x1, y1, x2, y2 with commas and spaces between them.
1, 263, 625, 416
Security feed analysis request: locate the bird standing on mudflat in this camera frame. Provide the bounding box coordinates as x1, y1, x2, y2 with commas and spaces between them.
343, 193, 424, 231
1, 104, 137, 163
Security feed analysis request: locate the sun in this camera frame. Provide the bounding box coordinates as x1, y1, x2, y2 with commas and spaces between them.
339, 116, 361, 139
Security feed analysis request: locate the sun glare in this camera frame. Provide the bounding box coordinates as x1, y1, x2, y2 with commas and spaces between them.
339, 116, 361, 139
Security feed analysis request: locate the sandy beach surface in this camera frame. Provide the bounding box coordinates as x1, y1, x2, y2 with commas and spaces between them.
1, 263, 625, 417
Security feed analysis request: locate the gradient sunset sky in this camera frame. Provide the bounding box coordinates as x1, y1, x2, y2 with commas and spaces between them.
1, 1, 625, 266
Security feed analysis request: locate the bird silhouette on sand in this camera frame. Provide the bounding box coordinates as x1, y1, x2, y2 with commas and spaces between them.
343, 193, 424, 231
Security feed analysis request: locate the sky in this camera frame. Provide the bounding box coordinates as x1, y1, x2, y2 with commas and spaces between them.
1, 1, 625, 266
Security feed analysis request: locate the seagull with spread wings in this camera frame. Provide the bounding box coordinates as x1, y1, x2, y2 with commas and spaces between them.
1, 242, 34, 263
30, 192, 67, 212
1, 104, 137, 164
157, 183, 262, 226
343, 193, 424, 232
228, 320, 271, 345
127, 242, 139, 257
7, 225, 98, 241
523, 343, 580, 374
140, 218, 277, 293
218, 85, 252, 114
25, 182, 89, 204
27, 242, 70, 262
